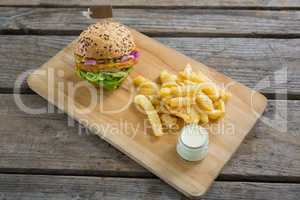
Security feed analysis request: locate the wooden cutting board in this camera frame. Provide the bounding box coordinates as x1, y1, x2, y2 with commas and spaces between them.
27, 27, 267, 199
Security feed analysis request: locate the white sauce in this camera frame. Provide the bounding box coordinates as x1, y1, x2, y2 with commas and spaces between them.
181, 124, 208, 148
176, 124, 209, 162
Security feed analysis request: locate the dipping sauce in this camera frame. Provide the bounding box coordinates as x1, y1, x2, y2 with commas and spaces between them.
176, 124, 209, 162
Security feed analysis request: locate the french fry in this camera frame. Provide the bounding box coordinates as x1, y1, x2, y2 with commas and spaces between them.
172, 85, 200, 96
220, 89, 232, 102
147, 95, 161, 106
196, 94, 214, 111
167, 96, 195, 108
188, 106, 200, 123
207, 109, 224, 120
183, 80, 197, 85
160, 113, 178, 129
159, 87, 172, 97
160, 70, 177, 83
134, 95, 164, 136
133, 75, 147, 86
162, 82, 178, 89
214, 99, 225, 113
183, 64, 193, 77
138, 87, 157, 96
158, 105, 170, 114
201, 83, 220, 101
198, 110, 209, 124
165, 105, 191, 123
133, 66, 231, 135
138, 81, 159, 96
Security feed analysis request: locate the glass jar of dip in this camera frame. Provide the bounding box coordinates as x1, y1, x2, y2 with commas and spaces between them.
176, 124, 209, 162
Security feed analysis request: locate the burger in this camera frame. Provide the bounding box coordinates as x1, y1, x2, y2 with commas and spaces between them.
74, 20, 139, 90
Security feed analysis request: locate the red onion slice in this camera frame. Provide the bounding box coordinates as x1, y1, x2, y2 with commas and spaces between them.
130, 51, 140, 59
121, 56, 129, 62
84, 60, 97, 65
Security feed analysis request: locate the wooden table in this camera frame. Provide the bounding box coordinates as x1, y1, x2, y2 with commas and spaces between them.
0, 1, 300, 199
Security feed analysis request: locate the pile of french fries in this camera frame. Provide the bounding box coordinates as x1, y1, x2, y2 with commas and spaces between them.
133, 65, 231, 136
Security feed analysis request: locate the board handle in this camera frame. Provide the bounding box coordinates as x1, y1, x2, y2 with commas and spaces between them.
83, 5, 113, 19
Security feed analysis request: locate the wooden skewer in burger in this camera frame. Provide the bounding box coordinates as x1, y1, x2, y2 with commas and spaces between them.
74, 20, 139, 90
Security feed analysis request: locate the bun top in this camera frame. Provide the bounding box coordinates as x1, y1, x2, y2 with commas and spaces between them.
75, 20, 136, 60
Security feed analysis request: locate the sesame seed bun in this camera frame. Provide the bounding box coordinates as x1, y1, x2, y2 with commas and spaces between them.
75, 20, 136, 60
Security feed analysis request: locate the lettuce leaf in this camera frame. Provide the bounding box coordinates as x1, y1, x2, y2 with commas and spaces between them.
76, 67, 132, 90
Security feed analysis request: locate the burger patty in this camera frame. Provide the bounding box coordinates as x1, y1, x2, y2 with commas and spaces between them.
74, 53, 136, 64
76, 58, 137, 73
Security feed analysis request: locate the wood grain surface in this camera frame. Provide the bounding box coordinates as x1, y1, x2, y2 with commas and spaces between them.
0, 2, 299, 200
0, 174, 299, 200
0, 94, 299, 180
1, 35, 299, 96
1, 0, 300, 8
1, 7, 300, 36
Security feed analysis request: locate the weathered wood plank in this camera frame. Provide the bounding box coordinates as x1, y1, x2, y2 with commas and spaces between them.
1, 7, 300, 36
0, 174, 299, 200
0, 174, 181, 200
0, 0, 300, 8
0, 94, 299, 180
0, 35, 299, 95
